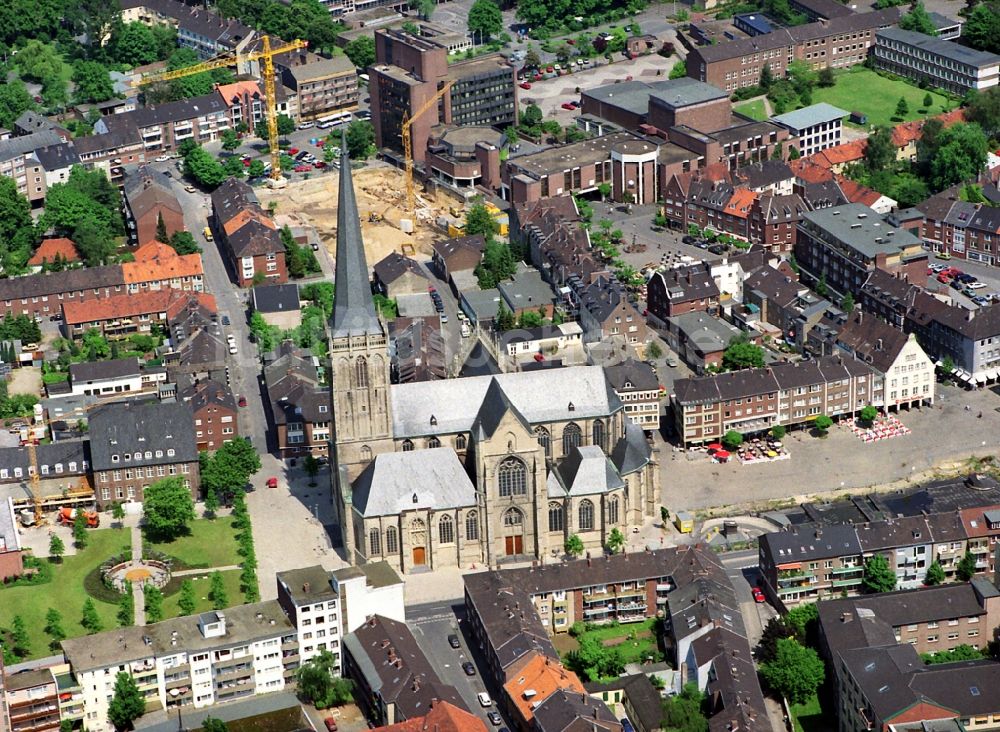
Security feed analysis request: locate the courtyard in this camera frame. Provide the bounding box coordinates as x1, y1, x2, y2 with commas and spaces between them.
557, 618, 664, 682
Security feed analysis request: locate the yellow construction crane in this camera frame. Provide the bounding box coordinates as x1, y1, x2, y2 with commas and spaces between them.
140, 36, 308, 187
402, 80, 454, 214
24, 404, 98, 525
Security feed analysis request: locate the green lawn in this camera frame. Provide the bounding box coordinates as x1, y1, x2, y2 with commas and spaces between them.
805, 68, 955, 128
160, 570, 244, 619
735, 99, 768, 121
145, 518, 241, 568
0, 528, 130, 659
790, 694, 834, 732
563, 618, 663, 667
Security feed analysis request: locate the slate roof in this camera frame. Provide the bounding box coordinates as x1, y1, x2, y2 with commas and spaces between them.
532, 690, 620, 732
373, 252, 427, 286
831, 311, 911, 374
34, 142, 80, 171
582, 675, 663, 732
70, 358, 142, 384
211, 178, 262, 228
344, 615, 467, 717
390, 366, 622, 438
251, 283, 300, 314
123, 165, 182, 221
548, 445, 625, 497
877, 27, 1000, 67
88, 401, 197, 471
604, 358, 658, 392
0, 441, 89, 480
652, 263, 720, 303
226, 218, 284, 258
178, 378, 236, 416
352, 448, 476, 517
759, 522, 863, 563
610, 422, 652, 476
263, 343, 328, 425
578, 276, 635, 325
0, 130, 62, 163
470, 377, 531, 438
772, 103, 848, 132
431, 234, 485, 273
734, 160, 794, 190
332, 132, 381, 338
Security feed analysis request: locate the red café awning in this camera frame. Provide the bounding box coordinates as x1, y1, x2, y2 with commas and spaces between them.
707, 443, 723, 451
714, 450, 730, 459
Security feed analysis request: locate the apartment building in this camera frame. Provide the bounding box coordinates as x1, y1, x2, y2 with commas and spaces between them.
369, 29, 516, 165
918, 193, 1000, 266
122, 165, 184, 247
671, 354, 881, 446
96, 94, 232, 154
771, 103, 847, 157
119, 0, 255, 61
604, 359, 661, 430
0, 130, 63, 206
960, 505, 1000, 577
60, 604, 294, 731
122, 241, 204, 294
646, 263, 721, 323
61, 290, 217, 341
686, 7, 902, 91
577, 277, 648, 345
1, 667, 60, 732
210, 178, 287, 287
794, 203, 927, 297
89, 400, 199, 508
264, 342, 331, 456
873, 27, 1000, 95
179, 379, 238, 451
0, 267, 125, 319
279, 52, 359, 121
343, 616, 466, 727
514, 198, 602, 291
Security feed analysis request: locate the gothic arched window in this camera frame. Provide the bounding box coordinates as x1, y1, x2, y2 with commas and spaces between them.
579, 499, 595, 531
385, 526, 398, 554
504, 507, 524, 526
355, 357, 369, 388
593, 419, 605, 451
535, 426, 551, 458
465, 511, 479, 541
402, 439, 414, 452
456, 434, 467, 450
608, 496, 620, 525
368, 528, 381, 556
498, 457, 527, 497
439, 515, 455, 544
548, 502, 564, 532
428, 436, 441, 448
563, 423, 582, 456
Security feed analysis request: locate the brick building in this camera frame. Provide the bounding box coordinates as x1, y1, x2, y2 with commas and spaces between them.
279, 51, 359, 121
89, 400, 200, 508
369, 29, 516, 165
179, 378, 238, 451
0, 497, 24, 581
646, 263, 721, 323
122, 165, 184, 247
264, 342, 331, 456
211, 178, 287, 286
61, 289, 216, 341
95, 93, 232, 154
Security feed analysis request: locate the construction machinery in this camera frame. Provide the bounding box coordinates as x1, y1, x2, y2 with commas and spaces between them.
58, 507, 100, 528
140, 36, 308, 187
401, 80, 454, 215
24, 404, 98, 525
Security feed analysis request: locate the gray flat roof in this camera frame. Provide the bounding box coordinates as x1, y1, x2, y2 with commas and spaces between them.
583, 79, 677, 115
801, 203, 921, 258
771, 102, 848, 131
648, 77, 728, 110
877, 27, 1000, 67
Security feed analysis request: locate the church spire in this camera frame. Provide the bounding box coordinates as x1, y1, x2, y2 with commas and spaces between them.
331, 129, 381, 339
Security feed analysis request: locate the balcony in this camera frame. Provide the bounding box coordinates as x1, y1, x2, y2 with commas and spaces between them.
832, 578, 863, 588
830, 566, 862, 575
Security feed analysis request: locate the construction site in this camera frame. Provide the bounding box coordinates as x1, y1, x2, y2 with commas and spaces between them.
256, 164, 463, 264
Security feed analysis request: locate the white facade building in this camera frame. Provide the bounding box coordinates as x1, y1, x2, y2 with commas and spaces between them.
331, 563, 406, 635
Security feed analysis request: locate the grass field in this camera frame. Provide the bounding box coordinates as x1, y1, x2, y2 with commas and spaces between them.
160, 570, 244, 619
790, 694, 833, 732
0, 528, 129, 659
804, 69, 954, 128
145, 518, 241, 568
560, 618, 663, 668
735, 99, 768, 121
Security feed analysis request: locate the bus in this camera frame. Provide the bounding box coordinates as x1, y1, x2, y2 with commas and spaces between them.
316, 111, 354, 129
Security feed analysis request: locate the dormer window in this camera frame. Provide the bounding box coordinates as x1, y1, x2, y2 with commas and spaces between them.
112, 454, 120, 463
155, 450, 163, 458
145, 451, 152, 460
167, 448, 175, 457
134, 452, 142, 460
568, 402, 575, 411
430, 415, 437, 426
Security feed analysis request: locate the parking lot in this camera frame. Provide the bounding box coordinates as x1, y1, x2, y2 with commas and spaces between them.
925, 256, 1000, 309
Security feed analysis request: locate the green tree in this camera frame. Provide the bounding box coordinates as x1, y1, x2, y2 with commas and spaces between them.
722, 336, 765, 370
304, 455, 320, 486
467, 0, 503, 40
647, 341, 663, 360
81, 598, 103, 634
929, 122, 989, 192
669, 60, 687, 79
863, 126, 896, 172
199, 437, 263, 499
209, 571, 229, 610
564, 534, 585, 557
73, 509, 89, 548
248, 159, 266, 178
183, 146, 227, 189
524, 46, 541, 69
112, 501, 127, 527
143, 476, 196, 541
813, 414, 833, 436
771, 424, 786, 440
895, 97, 909, 119
204, 486, 219, 517
898, 1, 938, 34
345, 119, 375, 159
759, 638, 825, 705
661, 682, 707, 732
107, 671, 144, 732
44, 608, 65, 650
296, 651, 354, 707
922, 644, 985, 664
220, 129, 240, 151
109, 22, 175, 66
859, 405, 877, 425
346, 37, 376, 70
722, 430, 743, 450
922, 92, 934, 109
964, 2, 1000, 54
223, 155, 247, 179
117, 586, 135, 627
466, 203, 500, 239
863, 554, 897, 593
496, 302, 516, 331
49, 533, 65, 562
155, 211, 169, 244
73, 61, 115, 104
817, 67, 835, 87
570, 634, 624, 681
474, 239, 516, 288
0, 80, 34, 132
178, 579, 196, 616
169, 231, 201, 255
520, 103, 543, 129
606, 527, 625, 554
202, 718, 228, 732
785, 602, 819, 646
144, 584, 164, 623
956, 549, 977, 581
924, 559, 945, 586
840, 291, 855, 313
9, 615, 30, 658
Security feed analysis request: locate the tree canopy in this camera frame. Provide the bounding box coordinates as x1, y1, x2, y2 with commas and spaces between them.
143, 477, 196, 541
214, 0, 342, 52
345, 119, 375, 159
661, 682, 708, 732
722, 336, 765, 370
199, 437, 262, 498
183, 146, 227, 189
964, 1, 1000, 54
107, 672, 144, 731
43, 165, 123, 266
296, 651, 355, 707
467, 0, 503, 39
474, 239, 516, 288
929, 123, 989, 192
73, 61, 116, 104
344, 35, 376, 70
863, 554, 897, 593
899, 2, 938, 35
0, 177, 37, 274
759, 638, 825, 705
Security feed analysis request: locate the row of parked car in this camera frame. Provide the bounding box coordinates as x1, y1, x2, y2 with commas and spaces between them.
929, 262, 996, 306
681, 234, 729, 256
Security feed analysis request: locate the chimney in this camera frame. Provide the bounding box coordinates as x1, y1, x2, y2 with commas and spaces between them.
303, 582, 310, 593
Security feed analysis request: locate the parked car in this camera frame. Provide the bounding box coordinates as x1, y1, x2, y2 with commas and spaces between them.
520, 82, 532, 89
487, 712, 502, 727
155, 154, 170, 162
238, 395, 248, 407
478, 693, 492, 708
324, 718, 337, 732
222, 315, 231, 326
448, 634, 461, 648
314, 161, 327, 169
752, 586, 766, 603
185, 185, 196, 193
935, 251, 952, 260
681, 235, 696, 244
708, 244, 727, 255
294, 164, 312, 172
462, 662, 476, 676
968, 281, 988, 290
561, 102, 575, 110
972, 295, 991, 307
288, 147, 299, 155
298, 121, 315, 130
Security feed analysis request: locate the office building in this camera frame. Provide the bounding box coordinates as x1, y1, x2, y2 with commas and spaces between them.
873, 27, 1000, 94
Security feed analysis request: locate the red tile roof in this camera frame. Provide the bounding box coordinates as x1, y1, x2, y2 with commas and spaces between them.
122, 241, 204, 284
61, 289, 216, 326
813, 140, 866, 168
789, 158, 834, 183
835, 175, 885, 208
28, 238, 80, 266
375, 701, 487, 732
504, 653, 586, 726
723, 187, 757, 219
